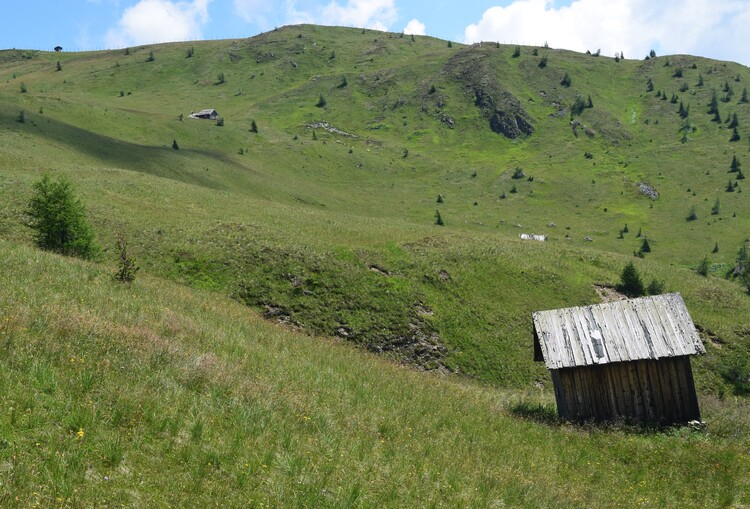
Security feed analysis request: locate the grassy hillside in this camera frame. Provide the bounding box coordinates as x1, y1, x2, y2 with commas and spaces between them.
0, 25, 749, 389
1, 241, 749, 507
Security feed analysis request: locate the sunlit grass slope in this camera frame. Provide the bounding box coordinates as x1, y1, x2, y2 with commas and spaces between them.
1, 241, 749, 507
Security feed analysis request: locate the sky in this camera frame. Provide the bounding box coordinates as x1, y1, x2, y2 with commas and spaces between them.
3, 0, 750, 66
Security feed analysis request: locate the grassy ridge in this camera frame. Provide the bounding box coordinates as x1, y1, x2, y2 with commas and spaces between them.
1, 241, 749, 507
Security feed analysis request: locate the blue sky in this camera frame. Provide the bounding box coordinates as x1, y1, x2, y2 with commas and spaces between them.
3, 0, 750, 66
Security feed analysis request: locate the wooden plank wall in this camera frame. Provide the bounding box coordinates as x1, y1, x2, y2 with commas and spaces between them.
552, 356, 701, 423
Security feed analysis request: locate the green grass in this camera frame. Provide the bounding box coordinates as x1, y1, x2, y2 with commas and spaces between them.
1, 241, 749, 507
1, 25, 750, 504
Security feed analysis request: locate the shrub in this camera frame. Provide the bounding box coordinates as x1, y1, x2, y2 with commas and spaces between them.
114, 232, 139, 284
56, 60, 62, 71
215, 116, 224, 127
436, 194, 443, 203
617, 261, 645, 297
560, 72, 571, 87
640, 237, 651, 253
447, 40, 453, 48
712, 242, 719, 253
19, 82, 27, 93
17, 110, 25, 123
512, 46, 521, 58
25, 175, 99, 259
538, 55, 547, 68
673, 68, 683, 78
711, 198, 720, 215
316, 94, 327, 108
571, 96, 587, 117
728, 113, 739, 129
646, 77, 654, 92
646, 278, 665, 295
186, 46, 194, 58
434, 210, 444, 226
730, 127, 740, 142
146, 50, 154, 62
741, 88, 749, 103
511, 167, 525, 179
727, 179, 736, 192
216, 71, 225, 84
686, 205, 697, 221
172, 139, 179, 150
338, 75, 348, 88
697, 74, 704, 86
696, 256, 710, 276
649, 49, 656, 58
587, 95, 593, 108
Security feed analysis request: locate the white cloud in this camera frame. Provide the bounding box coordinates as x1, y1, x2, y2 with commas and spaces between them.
233, 0, 274, 25
286, 0, 397, 32
403, 18, 426, 36
106, 0, 211, 47
463, 0, 750, 65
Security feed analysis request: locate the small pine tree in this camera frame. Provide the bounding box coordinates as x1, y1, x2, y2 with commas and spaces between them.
673, 67, 683, 78
646, 77, 654, 92
697, 73, 704, 86
587, 94, 593, 108
708, 90, 719, 114
250, 119, 258, 133
730, 111, 742, 128
640, 237, 651, 253
19, 82, 27, 93
738, 169, 746, 180
215, 116, 224, 127
741, 87, 749, 103
726, 179, 736, 192
25, 175, 99, 259
730, 155, 741, 172
617, 261, 645, 297
646, 278, 665, 295
216, 71, 225, 84
696, 256, 710, 276
686, 205, 698, 221
312, 130, 317, 140
730, 127, 740, 142
512, 46, 521, 58
711, 197, 720, 215
186, 46, 194, 58
636, 227, 642, 238
538, 55, 548, 68
712, 242, 719, 253
623, 223, 629, 233
147, 50, 154, 62
532, 48, 538, 56
172, 139, 179, 150
437, 194, 444, 203
338, 75, 348, 88
125, 47, 130, 55
17, 110, 25, 123
56, 60, 62, 71
316, 94, 327, 108
114, 232, 139, 283
649, 49, 656, 58
435, 210, 444, 226
447, 40, 453, 48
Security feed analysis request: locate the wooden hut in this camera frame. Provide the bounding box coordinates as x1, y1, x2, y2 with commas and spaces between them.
189, 109, 219, 120
533, 293, 705, 423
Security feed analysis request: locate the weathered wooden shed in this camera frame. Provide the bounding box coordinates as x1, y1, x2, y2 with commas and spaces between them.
533, 293, 705, 423
189, 109, 219, 120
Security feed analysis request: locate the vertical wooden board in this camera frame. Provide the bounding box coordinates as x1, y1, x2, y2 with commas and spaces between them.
626, 361, 644, 420
648, 358, 669, 422
682, 358, 701, 420
609, 363, 627, 418
603, 363, 620, 417
551, 370, 568, 419
666, 357, 685, 422
636, 360, 656, 421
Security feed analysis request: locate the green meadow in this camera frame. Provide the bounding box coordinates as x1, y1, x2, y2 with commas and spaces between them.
1, 24, 749, 506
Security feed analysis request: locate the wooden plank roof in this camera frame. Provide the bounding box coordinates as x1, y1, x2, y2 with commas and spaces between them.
533, 293, 705, 370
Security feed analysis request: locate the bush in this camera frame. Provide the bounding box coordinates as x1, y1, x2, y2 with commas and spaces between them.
560, 72, 571, 87
511, 167, 525, 179
686, 205, 698, 221
216, 71, 225, 84
538, 55, 547, 68
617, 261, 645, 297
250, 119, 258, 133
512, 46, 521, 58
25, 175, 99, 259
186, 46, 194, 58
172, 139, 179, 150
646, 278, 665, 295
114, 232, 139, 283
316, 94, 327, 108
56, 61, 62, 71
696, 256, 710, 276
17, 110, 25, 123
730, 127, 740, 142
146, 50, 154, 62
434, 210, 444, 226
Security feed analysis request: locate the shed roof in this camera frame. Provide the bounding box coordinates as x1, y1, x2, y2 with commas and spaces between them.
533, 293, 705, 370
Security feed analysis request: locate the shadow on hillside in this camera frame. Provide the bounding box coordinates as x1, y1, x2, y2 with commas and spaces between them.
1, 106, 226, 189
509, 401, 706, 435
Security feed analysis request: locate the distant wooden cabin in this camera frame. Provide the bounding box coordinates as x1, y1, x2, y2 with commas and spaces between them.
54, 46, 63, 52
533, 293, 705, 424
189, 109, 219, 120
